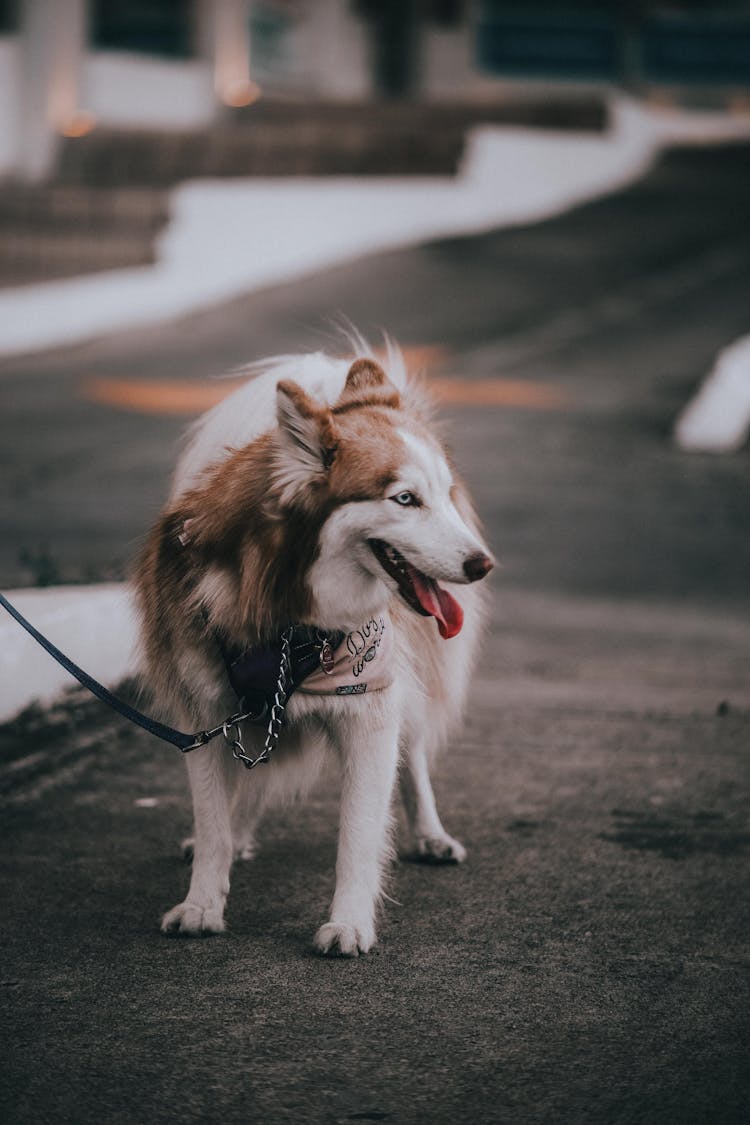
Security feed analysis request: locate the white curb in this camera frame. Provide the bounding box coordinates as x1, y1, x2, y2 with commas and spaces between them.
0, 584, 138, 723
675, 334, 750, 453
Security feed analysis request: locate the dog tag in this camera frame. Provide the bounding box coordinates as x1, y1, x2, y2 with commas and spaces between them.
319, 639, 335, 675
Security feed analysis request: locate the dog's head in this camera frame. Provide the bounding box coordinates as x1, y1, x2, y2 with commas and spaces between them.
273, 358, 494, 637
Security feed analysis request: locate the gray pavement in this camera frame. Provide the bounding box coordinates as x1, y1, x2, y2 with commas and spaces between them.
1, 143, 750, 1124
1, 592, 748, 1125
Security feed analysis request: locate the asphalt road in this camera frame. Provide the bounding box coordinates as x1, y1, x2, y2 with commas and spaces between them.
1, 143, 749, 1124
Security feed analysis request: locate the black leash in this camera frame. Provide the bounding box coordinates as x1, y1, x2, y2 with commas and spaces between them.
0, 591, 245, 753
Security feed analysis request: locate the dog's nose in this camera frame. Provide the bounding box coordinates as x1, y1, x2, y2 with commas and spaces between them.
463, 553, 494, 582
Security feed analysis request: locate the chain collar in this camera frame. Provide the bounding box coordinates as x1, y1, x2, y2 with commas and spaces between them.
222, 628, 293, 769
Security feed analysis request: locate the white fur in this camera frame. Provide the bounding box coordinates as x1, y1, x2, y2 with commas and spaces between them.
173, 353, 372, 499
159, 347, 491, 955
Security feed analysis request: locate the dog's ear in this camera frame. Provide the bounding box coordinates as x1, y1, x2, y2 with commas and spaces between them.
345, 358, 388, 393
338, 358, 401, 409
276, 380, 338, 474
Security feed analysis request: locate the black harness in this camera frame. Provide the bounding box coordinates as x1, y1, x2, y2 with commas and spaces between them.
216, 626, 344, 716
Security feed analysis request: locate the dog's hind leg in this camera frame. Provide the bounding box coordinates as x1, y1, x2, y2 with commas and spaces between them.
180, 803, 262, 863
229, 775, 265, 861
180, 754, 265, 864
162, 745, 234, 936
314, 704, 400, 957
399, 736, 467, 864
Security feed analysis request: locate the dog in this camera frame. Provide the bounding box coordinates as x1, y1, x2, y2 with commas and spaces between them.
134, 342, 494, 955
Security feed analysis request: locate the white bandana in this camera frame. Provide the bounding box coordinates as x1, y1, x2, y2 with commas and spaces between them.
299, 613, 394, 696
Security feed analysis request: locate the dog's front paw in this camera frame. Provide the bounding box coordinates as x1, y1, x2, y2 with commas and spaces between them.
414, 832, 467, 864
161, 900, 225, 937
314, 921, 375, 957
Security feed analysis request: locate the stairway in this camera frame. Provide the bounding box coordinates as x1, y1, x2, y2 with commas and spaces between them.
0, 183, 169, 288
57, 96, 607, 185
0, 95, 607, 288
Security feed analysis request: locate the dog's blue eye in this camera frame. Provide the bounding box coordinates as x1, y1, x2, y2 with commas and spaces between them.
392, 491, 419, 507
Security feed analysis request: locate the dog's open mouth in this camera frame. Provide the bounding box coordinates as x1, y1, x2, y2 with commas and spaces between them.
368, 539, 464, 639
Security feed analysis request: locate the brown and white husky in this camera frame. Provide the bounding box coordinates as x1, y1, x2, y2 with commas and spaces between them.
135, 343, 493, 955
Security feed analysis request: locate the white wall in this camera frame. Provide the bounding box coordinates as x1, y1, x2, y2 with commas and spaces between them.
0, 36, 21, 174
82, 51, 215, 129
20, 0, 87, 179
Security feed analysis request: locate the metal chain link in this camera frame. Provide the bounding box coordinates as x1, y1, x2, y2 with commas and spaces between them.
225, 628, 293, 770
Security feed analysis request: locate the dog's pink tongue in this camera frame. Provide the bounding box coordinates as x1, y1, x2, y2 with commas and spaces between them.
409, 568, 464, 639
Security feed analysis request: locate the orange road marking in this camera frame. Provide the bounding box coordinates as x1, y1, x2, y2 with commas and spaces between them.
81, 376, 241, 415
80, 341, 563, 415
80, 372, 569, 416
431, 378, 568, 409
383, 344, 446, 371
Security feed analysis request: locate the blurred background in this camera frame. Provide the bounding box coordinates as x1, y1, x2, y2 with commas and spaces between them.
1, 1, 750, 280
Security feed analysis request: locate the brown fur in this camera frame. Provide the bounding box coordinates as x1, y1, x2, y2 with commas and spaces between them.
135, 360, 409, 665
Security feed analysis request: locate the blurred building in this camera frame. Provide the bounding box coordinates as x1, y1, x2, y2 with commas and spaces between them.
1, 1, 749, 181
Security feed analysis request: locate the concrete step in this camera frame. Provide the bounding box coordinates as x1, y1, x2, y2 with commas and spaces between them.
58, 122, 463, 185
58, 96, 608, 186
0, 228, 159, 286
0, 184, 168, 231
0, 185, 169, 288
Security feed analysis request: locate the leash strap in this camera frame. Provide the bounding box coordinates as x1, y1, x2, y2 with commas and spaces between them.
0, 591, 221, 752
